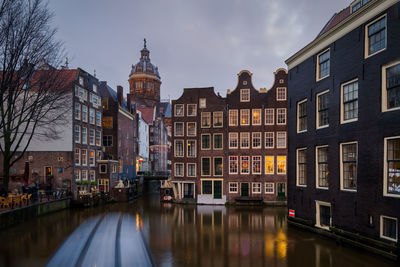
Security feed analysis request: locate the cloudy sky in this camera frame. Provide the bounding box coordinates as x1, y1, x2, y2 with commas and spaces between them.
49, 0, 350, 100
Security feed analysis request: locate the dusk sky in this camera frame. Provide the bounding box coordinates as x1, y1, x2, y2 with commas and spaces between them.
49, 0, 350, 100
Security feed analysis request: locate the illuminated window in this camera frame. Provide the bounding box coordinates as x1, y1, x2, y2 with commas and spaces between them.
214, 157, 223, 176
240, 156, 249, 174
277, 156, 286, 174
252, 109, 261, 125
102, 98, 108, 110
89, 150, 95, 166
75, 149, 80, 165
75, 169, 81, 180
252, 156, 261, 174
187, 140, 196, 157
265, 156, 274, 174
187, 122, 196, 136
384, 137, 400, 197
103, 117, 113, 128
240, 109, 250, 126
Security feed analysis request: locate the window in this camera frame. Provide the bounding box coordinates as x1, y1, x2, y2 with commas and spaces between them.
187, 104, 197, 116
316, 146, 329, 189
240, 109, 250, 126
103, 135, 112, 147
252, 109, 261, 125
75, 170, 81, 181
96, 130, 101, 146
213, 112, 223, 127
229, 133, 238, 149
265, 156, 274, 174
75, 148, 80, 165
316, 201, 331, 230
214, 157, 223, 176
341, 79, 358, 123
102, 98, 108, 110
382, 61, 400, 111
252, 156, 261, 174
99, 164, 107, 174
252, 132, 261, 149
380, 216, 398, 242
81, 170, 88, 181
82, 105, 87, 122
229, 156, 238, 174
265, 132, 274, 148
174, 140, 184, 157
277, 108, 286, 125
240, 132, 250, 149
89, 129, 95, 145
175, 104, 184, 117
276, 132, 286, 149
201, 134, 211, 150
187, 163, 196, 177
352, 1, 361, 12
187, 140, 196, 157
317, 90, 329, 128
277, 87, 286, 101
199, 98, 206, 108
229, 110, 238, 126
75, 125, 80, 143
89, 150, 95, 166
297, 99, 307, 132
365, 15, 386, 57
202, 180, 212, 194
340, 142, 357, 191
79, 76, 84, 86
240, 89, 250, 102
277, 156, 286, 174
265, 183, 274, 194
201, 112, 211, 128
229, 182, 238, 193
384, 137, 400, 197
265, 109, 274, 125
297, 149, 307, 186
252, 183, 261, 194
103, 117, 113, 128
317, 49, 330, 80
89, 108, 95, 124
187, 122, 196, 136
201, 158, 211, 176
214, 134, 223, 150
82, 127, 87, 144
75, 103, 81, 120
175, 163, 184, 177
81, 149, 87, 166
240, 156, 249, 174
96, 111, 101, 126
174, 122, 184, 136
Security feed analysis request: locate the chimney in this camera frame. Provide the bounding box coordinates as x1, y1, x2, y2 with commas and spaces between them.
117, 86, 123, 106
127, 94, 132, 113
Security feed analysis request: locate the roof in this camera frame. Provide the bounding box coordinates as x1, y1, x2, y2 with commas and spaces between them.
316, 7, 351, 38
137, 106, 154, 125
158, 102, 172, 118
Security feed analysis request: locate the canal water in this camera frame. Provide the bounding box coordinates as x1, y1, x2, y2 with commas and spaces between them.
0, 195, 396, 267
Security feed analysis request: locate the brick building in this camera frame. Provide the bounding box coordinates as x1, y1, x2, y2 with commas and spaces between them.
286, 0, 400, 257
171, 69, 288, 204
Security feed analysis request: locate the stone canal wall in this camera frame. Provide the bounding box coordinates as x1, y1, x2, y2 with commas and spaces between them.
0, 198, 71, 230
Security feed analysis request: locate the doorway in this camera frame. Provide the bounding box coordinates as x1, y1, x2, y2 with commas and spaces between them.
241, 183, 249, 197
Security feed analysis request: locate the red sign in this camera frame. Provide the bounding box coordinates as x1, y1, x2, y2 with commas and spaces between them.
289, 209, 295, 218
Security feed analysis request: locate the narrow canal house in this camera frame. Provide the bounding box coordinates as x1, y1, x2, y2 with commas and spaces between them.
285, 0, 400, 256
171, 69, 288, 204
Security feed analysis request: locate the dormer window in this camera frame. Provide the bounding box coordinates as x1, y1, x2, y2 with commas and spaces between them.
93, 84, 97, 93
351, 0, 370, 13
79, 76, 84, 86
316, 49, 330, 81
240, 89, 250, 102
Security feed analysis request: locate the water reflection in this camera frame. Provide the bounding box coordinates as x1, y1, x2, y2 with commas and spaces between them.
0, 196, 397, 267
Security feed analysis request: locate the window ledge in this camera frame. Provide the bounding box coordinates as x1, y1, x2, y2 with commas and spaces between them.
316, 75, 330, 82
340, 189, 357, 192
365, 47, 386, 59
316, 125, 329, 130
382, 106, 400, 113
341, 118, 358, 124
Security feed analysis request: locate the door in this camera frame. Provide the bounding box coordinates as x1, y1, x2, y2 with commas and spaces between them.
277, 183, 286, 198
213, 181, 222, 199
44, 166, 52, 183
183, 183, 194, 198
241, 183, 249, 197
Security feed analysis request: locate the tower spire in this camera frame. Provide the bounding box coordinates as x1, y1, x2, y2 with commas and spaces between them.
144, 38, 147, 49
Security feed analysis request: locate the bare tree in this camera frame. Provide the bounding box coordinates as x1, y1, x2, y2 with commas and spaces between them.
0, 0, 69, 192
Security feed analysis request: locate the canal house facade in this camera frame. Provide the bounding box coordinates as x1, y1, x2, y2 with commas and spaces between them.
171, 69, 288, 204
286, 0, 400, 255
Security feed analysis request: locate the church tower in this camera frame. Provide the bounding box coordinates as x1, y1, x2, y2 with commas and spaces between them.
128, 39, 161, 107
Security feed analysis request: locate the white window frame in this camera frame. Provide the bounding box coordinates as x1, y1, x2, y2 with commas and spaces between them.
380, 215, 398, 242
240, 132, 250, 149
81, 170, 88, 181
82, 105, 88, 122
201, 133, 211, 150
75, 148, 80, 166
174, 163, 184, 177
277, 87, 287, 101
316, 48, 330, 81
75, 103, 81, 120
213, 133, 223, 150
316, 145, 329, 190
229, 182, 238, 193
174, 122, 184, 137
89, 150, 95, 167
82, 127, 87, 144
187, 104, 197, 116
229, 132, 238, 149
229, 110, 238, 126
199, 98, 206, 108
187, 140, 196, 158
252, 132, 261, 149
276, 132, 286, 149
315, 200, 331, 230
277, 155, 286, 175
201, 112, 211, 128
383, 136, 400, 198
252, 109, 261, 125
382, 60, 400, 112
229, 156, 238, 174
341, 79, 359, 124
213, 111, 223, 128
316, 90, 330, 129
240, 88, 250, 102
252, 156, 261, 175
175, 104, 184, 117
277, 108, 286, 125
265, 183, 275, 194
265, 156, 274, 175
297, 99, 307, 133
265, 108, 274, 125
75, 170, 81, 181
187, 122, 196, 137
174, 140, 184, 158
340, 141, 358, 192
296, 148, 307, 187
240, 156, 250, 175
75, 125, 81, 143
265, 132, 274, 149
252, 182, 261, 194
240, 109, 250, 126
81, 149, 87, 166
365, 14, 387, 59
187, 163, 196, 177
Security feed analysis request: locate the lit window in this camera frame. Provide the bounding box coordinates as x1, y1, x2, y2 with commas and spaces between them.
265, 109, 274, 125
175, 104, 184, 117
265, 183, 274, 194
240, 89, 250, 102
103, 117, 113, 128
252, 109, 261, 125
214, 157, 223, 176
187, 163, 196, 177
175, 163, 184, 177
340, 142, 357, 191
174, 140, 184, 157
81, 170, 88, 181
229, 182, 238, 193
277, 87, 286, 101
229, 133, 238, 149
75, 149, 80, 165
229, 156, 238, 174
277, 156, 286, 174
187, 104, 197, 116
384, 137, 400, 196
297, 99, 307, 132
265, 156, 274, 174
214, 134, 223, 150
252, 183, 261, 194
89, 150, 95, 166
380, 216, 398, 242
81, 149, 87, 166
317, 49, 330, 80
297, 149, 307, 186
240, 132, 250, 149
240, 156, 250, 174
229, 110, 238, 126
316, 146, 329, 189
317, 91, 329, 128
276, 132, 286, 149
382, 62, 400, 111
75, 125, 80, 143
201, 158, 211, 176
366, 15, 386, 57
187, 140, 196, 157
75, 169, 81, 180
174, 122, 184, 136
277, 108, 286, 125
240, 109, 250, 125
199, 98, 206, 108
252, 132, 261, 149
252, 156, 261, 174
265, 132, 274, 148
102, 98, 108, 110
201, 134, 211, 150
187, 122, 196, 136
213, 111, 223, 127
75, 103, 81, 120
341, 80, 358, 122
201, 112, 211, 128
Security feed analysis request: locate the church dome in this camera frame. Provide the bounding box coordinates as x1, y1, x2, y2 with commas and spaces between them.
129, 39, 160, 79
